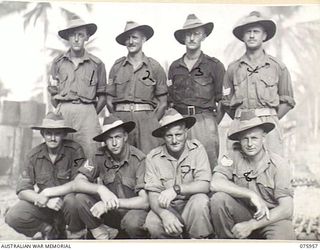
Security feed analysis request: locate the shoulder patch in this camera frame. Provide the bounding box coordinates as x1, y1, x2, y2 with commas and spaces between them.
220, 155, 233, 167
83, 160, 95, 172
268, 55, 286, 70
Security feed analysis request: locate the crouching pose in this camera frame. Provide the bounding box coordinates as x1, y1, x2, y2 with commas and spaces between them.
5, 112, 86, 239
144, 109, 213, 239
40, 115, 149, 239
210, 110, 295, 239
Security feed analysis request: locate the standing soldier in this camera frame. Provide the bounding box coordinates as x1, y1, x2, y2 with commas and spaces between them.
168, 14, 226, 169
48, 17, 107, 159
106, 21, 168, 154
222, 11, 295, 155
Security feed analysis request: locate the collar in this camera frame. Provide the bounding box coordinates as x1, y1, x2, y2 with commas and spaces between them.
239, 50, 271, 68
122, 53, 148, 67
178, 51, 204, 69
235, 146, 272, 178
62, 49, 91, 63
159, 140, 198, 161
36, 142, 65, 163
102, 143, 130, 168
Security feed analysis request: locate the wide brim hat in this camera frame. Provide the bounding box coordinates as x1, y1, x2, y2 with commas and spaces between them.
228, 110, 275, 141
31, 112, 76, 133
174, 14, 214, 45
58, 18, 97, 40
152, 108, 196, 138
116, 21, 154, 46
93, 115, 136, 142
233, 11, 276, 42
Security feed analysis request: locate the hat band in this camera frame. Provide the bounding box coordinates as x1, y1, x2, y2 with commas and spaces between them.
101, 120, 124, 133
159, 113, 184, 127
41, 119, 67, 128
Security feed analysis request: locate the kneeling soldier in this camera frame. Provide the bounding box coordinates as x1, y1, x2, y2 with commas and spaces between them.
5, 112, 86, 239
144, 108, 213, 239
210, 110, 295, 239
40, 115, 149, 239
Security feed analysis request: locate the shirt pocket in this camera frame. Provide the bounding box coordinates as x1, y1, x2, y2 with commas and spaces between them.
194, 76, 213, 100
121, 176, 136, 192
135, 71, 156, 101
256, 73, 279, 107
114, 75, 130, 99
56, 168, 72, 184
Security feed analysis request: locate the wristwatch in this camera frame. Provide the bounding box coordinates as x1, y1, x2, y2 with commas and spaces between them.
173, 185, 181, 195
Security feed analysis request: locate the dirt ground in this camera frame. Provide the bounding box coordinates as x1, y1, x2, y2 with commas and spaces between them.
0, 141, 319, 241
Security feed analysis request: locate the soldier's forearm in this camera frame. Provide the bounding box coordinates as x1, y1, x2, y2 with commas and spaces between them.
248, 197, 293, 231
180, 181, 210, 195
95, 94, 106, 114
277, 103, 292, 120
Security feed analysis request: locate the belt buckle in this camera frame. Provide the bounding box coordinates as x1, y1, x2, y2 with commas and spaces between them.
72, 99, 81, 104
187, 106, 195, 116
129, 103, 135, 112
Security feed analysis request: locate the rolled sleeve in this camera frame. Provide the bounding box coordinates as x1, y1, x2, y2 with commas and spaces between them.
106, 63, 117, 97
96, 62, 107, 94
153, 62, 168, 97
213, 164, 234, 181
135, 159, 146, 193
278, 67, 295, 108
70, 146, 86, 180
144, 155, 164, 193
212, 61, 226, 102
221, 66, 234, 108
193, 145, 212, 182
16, 157, 35, 194
274, 163, 293, 200
78, 158, 100, 183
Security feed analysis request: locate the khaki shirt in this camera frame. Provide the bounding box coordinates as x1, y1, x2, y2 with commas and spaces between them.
168, 52, 225, 109
17, 140, 86, 194
79, 144, 146, 198
145, 139, 212, 200
106, 54, 168, 107
50, 50, 107, 103
222, 52, 295, 110
214, 144, 293, 209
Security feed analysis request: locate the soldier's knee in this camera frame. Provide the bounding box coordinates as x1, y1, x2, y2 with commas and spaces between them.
189, 194, 210, 214
63, 194, 78, 210
145, 212, 163, 238
210, 192, 231, 209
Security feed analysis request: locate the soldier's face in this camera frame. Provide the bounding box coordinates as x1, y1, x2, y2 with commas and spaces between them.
124, 31, 146, 54
105, 127, 128, 156
68, 28, 89, 52
42, 129, 66, 150
164, 123, 188, 156
239, 127, 266, 157
242, 25, 267, 50
184, 27, 206, 50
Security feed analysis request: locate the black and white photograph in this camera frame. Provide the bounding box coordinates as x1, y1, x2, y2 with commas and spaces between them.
0, 0, 319, 246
